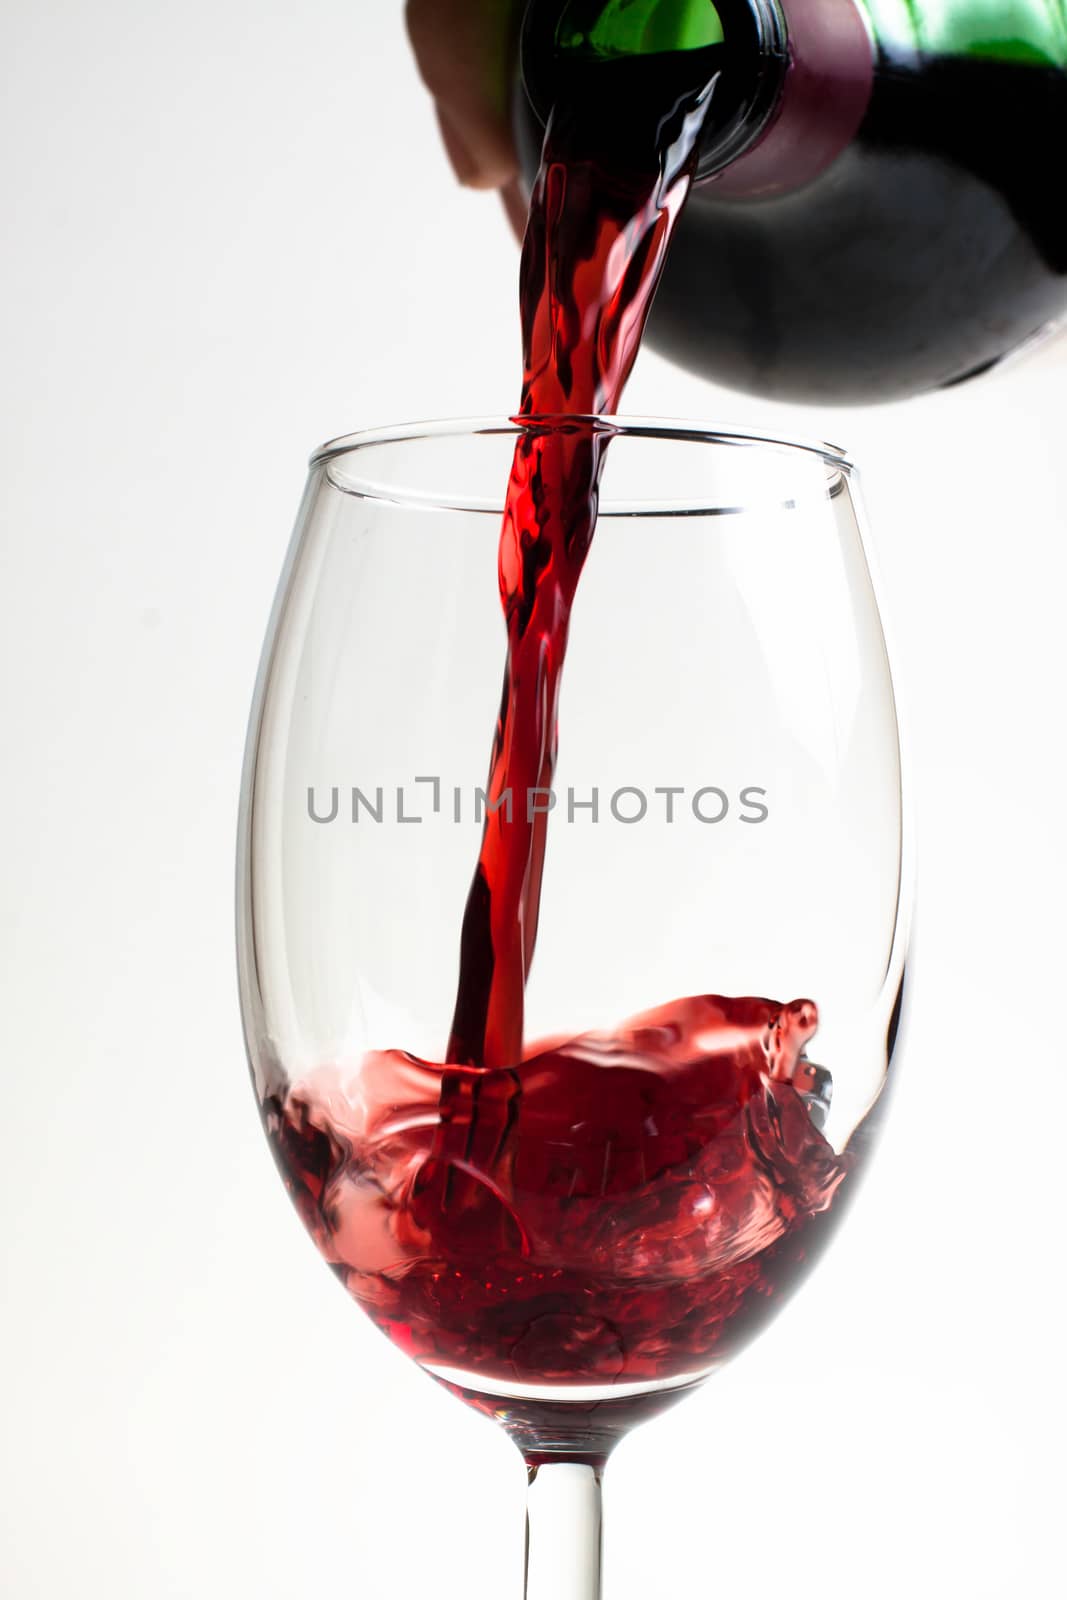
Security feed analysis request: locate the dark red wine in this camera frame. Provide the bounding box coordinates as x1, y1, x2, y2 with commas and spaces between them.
264, 37, 859, 1406
265, 995, 849, 1387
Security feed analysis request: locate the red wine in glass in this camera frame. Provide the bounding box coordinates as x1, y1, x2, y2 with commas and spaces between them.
265, 994, 851, 1394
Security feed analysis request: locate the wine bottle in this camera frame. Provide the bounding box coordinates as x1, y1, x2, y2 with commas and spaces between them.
516, 0, 1067, 402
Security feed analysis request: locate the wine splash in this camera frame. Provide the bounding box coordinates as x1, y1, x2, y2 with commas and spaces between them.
266, 996, 850, 1386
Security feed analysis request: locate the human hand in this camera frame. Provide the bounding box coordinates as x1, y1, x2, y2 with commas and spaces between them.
405, 0, 526, 235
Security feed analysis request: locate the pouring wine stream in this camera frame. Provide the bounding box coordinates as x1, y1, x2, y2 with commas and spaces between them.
446, 68, 717, 1069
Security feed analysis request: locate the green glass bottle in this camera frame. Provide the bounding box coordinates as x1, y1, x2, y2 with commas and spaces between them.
516, 0, 1067, 401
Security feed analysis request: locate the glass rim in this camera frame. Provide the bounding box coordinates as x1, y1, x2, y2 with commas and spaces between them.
310, 414, 853, 473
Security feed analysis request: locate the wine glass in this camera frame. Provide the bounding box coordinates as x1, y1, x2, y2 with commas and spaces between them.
237, 416, 908, 1599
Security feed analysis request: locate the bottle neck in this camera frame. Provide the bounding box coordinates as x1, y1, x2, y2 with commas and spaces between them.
693, 0, 789, 180
521, 0, 875, 197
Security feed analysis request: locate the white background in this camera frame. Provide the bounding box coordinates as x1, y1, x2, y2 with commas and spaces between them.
2, 3, 1065, 1595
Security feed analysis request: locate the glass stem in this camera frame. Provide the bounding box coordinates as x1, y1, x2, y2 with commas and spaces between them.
524, 1459, 604, 1600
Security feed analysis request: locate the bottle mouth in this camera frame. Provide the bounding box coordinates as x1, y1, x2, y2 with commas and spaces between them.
520, 0, 789, 183
694, 0, 789, 180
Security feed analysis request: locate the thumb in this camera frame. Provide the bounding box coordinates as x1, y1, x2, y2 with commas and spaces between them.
406, 0, 521, 190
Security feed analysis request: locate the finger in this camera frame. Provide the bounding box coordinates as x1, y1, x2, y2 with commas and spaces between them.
436, 105, 480, 187
500, 175, 528, 242
406, 0, 520, 189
